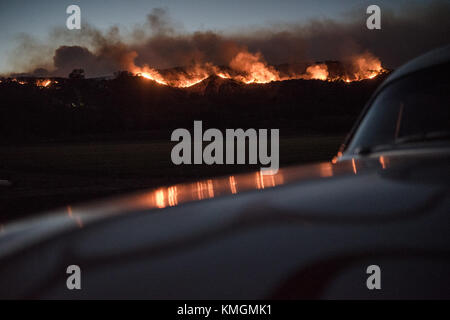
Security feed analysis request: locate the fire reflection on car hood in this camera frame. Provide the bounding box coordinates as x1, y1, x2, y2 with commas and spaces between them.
0, 149, 449, 258
58, 156, 380, 225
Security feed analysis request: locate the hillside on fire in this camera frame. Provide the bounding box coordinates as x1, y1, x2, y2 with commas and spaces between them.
0, 61, 388, 144
0, 60, 389, 220
0, 71, 389, 220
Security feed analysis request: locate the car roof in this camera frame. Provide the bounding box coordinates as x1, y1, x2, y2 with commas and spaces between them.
381, 44, 450, 88
338, 44, 450, 156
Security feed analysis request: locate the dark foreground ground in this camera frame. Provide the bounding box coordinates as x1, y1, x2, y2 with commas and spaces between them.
0, 134, 343, 222
0, 74, 384, 222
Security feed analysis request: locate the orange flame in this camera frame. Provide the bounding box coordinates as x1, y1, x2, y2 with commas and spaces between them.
134, 64, 210, 87
229, 51, 279, 84
128, 50, 385, 87
137, 68, 168, 86
346, 52, 385, 81
303, 64, 329, 80
36, 79, 52, 87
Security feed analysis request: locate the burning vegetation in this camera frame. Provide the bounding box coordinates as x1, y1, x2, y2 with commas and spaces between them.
4, 2, 450, 87
2, 51, 386, 89
36, 79, 53, 87
0, 78, 56, 88
1, 8, 393, 88
130, 51, 386, 88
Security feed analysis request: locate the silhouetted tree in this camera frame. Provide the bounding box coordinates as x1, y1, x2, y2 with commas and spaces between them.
114, 71, 133, 79
69, 69, 85, 79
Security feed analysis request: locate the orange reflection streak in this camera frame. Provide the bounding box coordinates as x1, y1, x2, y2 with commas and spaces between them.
129, 163, 348, 212
255, 172, 279, 189
167, 186, 178, 206
229, 176, 237, 194
269, 174, 275, 187
332, 151, 343, 164
256, 172, 263, 189
379, 156, 386, 169
194, 181, 215, 200
331, 157, 338, 164
319, 163, 334, 177
155, 189, 166, 208
207, 180, 214, 198
352, 158, 357, 174
67, 205, 83, 228
196, 182, 204, 200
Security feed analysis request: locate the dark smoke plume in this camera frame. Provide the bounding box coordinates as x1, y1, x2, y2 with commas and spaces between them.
6, 2, 450, 78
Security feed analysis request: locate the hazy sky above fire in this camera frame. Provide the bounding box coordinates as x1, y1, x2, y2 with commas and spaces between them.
0, 0, 449, 75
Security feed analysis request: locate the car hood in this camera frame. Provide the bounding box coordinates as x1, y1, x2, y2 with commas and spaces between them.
0, 148, 450, 298
1, 148, 449, 258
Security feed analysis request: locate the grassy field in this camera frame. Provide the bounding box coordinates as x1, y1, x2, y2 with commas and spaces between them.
0, 134, 345, 221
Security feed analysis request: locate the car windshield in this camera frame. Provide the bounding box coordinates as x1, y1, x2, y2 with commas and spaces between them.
346, 63, 450, 155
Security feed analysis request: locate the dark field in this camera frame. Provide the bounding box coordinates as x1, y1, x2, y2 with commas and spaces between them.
0, 74, 381, 222
0, 134, 344, 222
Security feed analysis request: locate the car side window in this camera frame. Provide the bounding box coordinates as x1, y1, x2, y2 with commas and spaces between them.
346, 63, 450, 154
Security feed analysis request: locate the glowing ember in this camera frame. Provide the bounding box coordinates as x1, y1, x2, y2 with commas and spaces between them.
12, 79, 27, 85
36, 79, 52, 87
216, 72, 231, 79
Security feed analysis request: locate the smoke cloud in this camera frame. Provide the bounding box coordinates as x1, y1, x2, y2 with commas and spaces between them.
6, 1, 450, 78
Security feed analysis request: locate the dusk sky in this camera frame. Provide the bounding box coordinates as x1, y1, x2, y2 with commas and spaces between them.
0, 0, 447, 75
